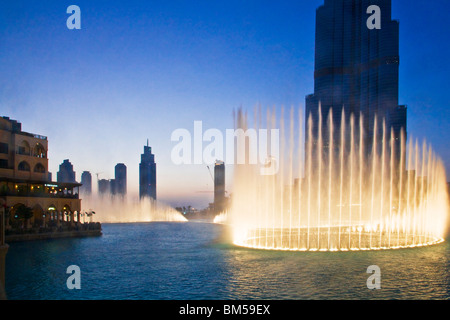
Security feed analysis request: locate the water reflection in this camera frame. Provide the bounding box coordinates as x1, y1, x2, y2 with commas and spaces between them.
5, 223, 449, 300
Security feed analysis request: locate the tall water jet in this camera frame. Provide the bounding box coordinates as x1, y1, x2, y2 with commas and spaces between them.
230, 107, 449, 251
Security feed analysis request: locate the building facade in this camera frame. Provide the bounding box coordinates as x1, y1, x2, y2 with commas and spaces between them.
214, 160, 226, 214
139, 141, 156, 200
80, 171, 92, 196
0, 204, 7, 300
0, 116, 82, 228
114, 163, 127, 197
98, 179, 110, 197
57, 159, 76, 183
305, 0, 407, 161
96, 163, 126, 198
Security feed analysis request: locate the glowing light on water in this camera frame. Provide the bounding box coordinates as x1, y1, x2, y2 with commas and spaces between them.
213, 211, 228, 224
229, 107, 449, 252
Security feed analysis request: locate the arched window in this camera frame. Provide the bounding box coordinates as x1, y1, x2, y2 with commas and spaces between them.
34, 144, 47, 158
18, 161, 30, 171
34, 163, 45, 173
32, 205, 44, 219
18, 140, 30, 155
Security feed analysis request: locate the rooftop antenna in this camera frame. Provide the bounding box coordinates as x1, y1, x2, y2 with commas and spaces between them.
147, 139, 149, 147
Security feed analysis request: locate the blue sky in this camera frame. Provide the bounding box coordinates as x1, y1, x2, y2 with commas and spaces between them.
0, 0, 449, 208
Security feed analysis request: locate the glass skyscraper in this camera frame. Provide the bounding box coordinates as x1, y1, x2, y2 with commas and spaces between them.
114, 163, 127, 197
214, 160, 225, 214
80, 171, 92, 196
306, 0, 407, 157
139, 141, 157, 200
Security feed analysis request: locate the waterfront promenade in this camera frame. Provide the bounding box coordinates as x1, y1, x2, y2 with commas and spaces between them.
5, 222, 102, 242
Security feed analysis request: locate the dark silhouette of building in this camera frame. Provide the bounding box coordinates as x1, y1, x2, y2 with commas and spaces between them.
306, 0, 407, 160
57, 159, 76, 183
95, 164, 126, 198
80, 171, 92, 196
98, 179, 110, 196
110, 179, 116, 195
114, 163, 127, 197
214, 160, 225, 213
139, 140, 156, 200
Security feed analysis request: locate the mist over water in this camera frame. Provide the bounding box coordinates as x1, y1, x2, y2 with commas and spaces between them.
81, 194, 187, 223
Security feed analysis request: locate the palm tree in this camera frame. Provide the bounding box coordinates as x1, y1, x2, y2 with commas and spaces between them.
85, 210, 96, 223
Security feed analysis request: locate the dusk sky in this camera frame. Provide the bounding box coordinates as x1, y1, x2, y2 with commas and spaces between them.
1, 0, 449, 209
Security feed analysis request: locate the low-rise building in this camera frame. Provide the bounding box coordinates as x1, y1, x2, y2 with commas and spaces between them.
0, 116, 82, 228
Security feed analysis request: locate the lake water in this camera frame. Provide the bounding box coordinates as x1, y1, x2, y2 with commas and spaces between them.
5, 222, 450, 300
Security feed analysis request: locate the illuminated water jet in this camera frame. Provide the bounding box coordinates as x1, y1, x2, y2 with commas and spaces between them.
229, 107, 449, 252
83, 195, 188, 223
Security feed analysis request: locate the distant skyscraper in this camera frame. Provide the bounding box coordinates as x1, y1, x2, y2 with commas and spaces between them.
80, 171, 92, 196
57, 159, 76, 183
139, 140, 156, 200
110, 179, 116, 196
214, 160, 225, 214
98, 179, 110, 196
306, 0, 406, 159
114, 163, 127, 197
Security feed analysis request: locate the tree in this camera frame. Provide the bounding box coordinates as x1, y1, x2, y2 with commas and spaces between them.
15, 205, 33, 229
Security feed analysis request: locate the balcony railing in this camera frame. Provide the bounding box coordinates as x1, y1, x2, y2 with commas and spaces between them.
15, 150, 47, 158
16, 150, 31, 156
16, 131, 48, 140
0, 190, 79, 199
32, 134, 47, 140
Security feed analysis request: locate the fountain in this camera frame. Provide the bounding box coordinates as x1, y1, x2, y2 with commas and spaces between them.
229, 106, 449, 251
83, 195, 188, 223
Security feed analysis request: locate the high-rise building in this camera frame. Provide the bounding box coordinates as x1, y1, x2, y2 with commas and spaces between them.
57, 159, 76, 183
80, 171, 92, 196
214, 160, 225, 214
98, 179, 110, 196
139, 140, 156, 200
306, 0, 407, 159
110, 179, 116, 196
114, 163, 127, 197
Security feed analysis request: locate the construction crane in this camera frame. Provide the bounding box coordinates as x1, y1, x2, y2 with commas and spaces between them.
206, 165, 214, 183
95, 172, 103, 181
196, 166, 215, 194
